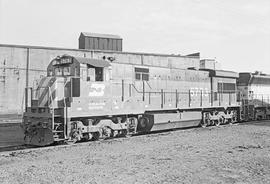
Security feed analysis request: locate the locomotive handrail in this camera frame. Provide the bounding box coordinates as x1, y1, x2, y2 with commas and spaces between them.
48, 86, 55, 130
128, 83, 240, 108
63, 80, 68, 108
24, 87, 31, 110
130, 84, 238, 95
145, 81, 152, 89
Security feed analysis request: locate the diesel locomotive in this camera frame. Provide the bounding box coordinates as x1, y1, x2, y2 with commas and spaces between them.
238, 72, 270, 120
22, 54, 270, 146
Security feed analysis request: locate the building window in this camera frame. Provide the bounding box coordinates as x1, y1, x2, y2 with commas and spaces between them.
135, 73, 141, 80
142, 73, 149, 81
135, 67, 149, 81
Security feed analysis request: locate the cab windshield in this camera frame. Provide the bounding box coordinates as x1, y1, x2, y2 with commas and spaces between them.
51, 66, 71, 76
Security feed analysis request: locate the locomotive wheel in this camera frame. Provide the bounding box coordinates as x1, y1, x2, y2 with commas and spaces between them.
120, 129, 128, 137
83, 133, 94, 141
200, 118, 209, 128
91, 132, 100, 141
67, 129, 81, 144
214, 119, 220, 127
200, 120, 207, 128
83, 133, 90, 140
139, 117, 147, 128
66, 137, 78, 145
201, 112, 211, 128
218, 117, 225, 126
102, 126, 113, 139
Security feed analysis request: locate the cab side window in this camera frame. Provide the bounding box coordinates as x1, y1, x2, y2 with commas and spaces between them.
81, 68, 87, 81
95, 67, 103, 81
87, 67, 95, 81
81, 64, 105, 82
63, 67, 71, 75
55, 67, 62, 76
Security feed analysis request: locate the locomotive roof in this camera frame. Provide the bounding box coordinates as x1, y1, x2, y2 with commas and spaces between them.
200, 69, 239, 78
73, 56, 111, 67
51, 55, 111, 67
238, 72, 270, 85
251, 76, 270, 85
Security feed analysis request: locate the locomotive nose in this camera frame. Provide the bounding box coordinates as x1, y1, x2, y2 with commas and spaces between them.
35, 77, 68, 108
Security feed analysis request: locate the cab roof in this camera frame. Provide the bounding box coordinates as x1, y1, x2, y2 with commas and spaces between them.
73, 56, 111, 67
54, 55, 111, 67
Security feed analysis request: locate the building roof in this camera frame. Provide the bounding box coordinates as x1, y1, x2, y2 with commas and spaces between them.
80, 32, 122, 39
0, 43, 199, 59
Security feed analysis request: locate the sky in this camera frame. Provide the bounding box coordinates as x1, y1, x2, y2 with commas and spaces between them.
0, 0, 269, 73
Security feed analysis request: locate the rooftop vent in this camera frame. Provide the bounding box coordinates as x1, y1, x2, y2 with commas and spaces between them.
79, 32, 122, 51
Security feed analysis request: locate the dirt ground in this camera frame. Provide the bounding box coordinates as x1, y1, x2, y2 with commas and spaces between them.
1, 121, 270, 184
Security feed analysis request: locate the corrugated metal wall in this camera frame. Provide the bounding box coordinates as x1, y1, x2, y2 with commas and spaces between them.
0, 46, 88, 115
0, 44, 199, 115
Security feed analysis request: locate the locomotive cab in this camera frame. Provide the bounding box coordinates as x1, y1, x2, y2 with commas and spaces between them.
46, 55, 111, 99
47, 54, 111, 80
28, 54, 111, 108
79, 62, 111, 82
22, 55, 112, 146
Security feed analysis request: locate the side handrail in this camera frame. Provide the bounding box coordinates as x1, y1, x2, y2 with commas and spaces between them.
63, 80, 68, 108
24, 87, 33, 111
145, 81, 152, 89
48, 86, 55, 130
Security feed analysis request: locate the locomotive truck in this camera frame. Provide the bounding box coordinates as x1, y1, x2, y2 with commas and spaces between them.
22, 54, 242, 146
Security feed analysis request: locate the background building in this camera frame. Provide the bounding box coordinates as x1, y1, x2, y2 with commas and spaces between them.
0, 33, 202, 115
